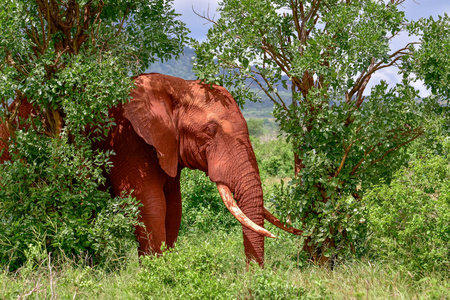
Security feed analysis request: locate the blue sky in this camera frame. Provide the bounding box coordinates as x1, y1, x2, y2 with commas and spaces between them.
173, 0, 450, 41
171, 0, 450, 95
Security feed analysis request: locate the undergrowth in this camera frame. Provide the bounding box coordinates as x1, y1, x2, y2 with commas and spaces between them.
1, 230, 448, 299
1, 136, 448, 299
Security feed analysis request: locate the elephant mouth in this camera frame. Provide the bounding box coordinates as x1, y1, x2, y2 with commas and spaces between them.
216, 183, 303, 238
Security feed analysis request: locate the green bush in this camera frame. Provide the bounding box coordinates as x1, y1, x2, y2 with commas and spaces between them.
269, 179, 368, 259
180, 169, 238, 235
135, 232, 242, 299
0, 131, 140, 270
365, 137, 450, 273
136, 231, 312, 300
252, 138, 293, 179
247, 118, 265, 137
246, 269, 306, 299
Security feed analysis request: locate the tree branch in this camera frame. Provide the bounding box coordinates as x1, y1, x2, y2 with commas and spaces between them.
253, 69, 289, 111
370, 128, 424, 165
291, 0, 303, 43
330, 142, 353, 179
347, 43, 418, 102
350, 127, 424, 176
192, 4, 218, 25
5, 52, 29, 77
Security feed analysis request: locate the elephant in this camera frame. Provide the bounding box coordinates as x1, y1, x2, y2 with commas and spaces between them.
0, 73, 300, 266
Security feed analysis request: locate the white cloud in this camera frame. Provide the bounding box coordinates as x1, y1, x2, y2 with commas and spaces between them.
172, 0, 220, 41
366, 66, 401, 90
411, 79, 430, 97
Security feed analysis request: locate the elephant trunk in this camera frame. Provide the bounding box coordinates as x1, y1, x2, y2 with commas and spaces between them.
217, 183, 275, 238
234, 175, 268, 266
212, 155, 270, 266
210, 138, 302, 265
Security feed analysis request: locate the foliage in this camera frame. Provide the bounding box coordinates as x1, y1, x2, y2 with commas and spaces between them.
247, 118, 265, 138
0, 0, 188, 269
246, 269, 307, 300
135, 231, 325, 299
192, 0, 448, 262
365, 135, 450, 273
0, 0, 188, 135
136, 233, 240, 299
0, 130, 141, 270
252, 137, 293, 179
406, 13, 450, 98
180, 169, 237, 235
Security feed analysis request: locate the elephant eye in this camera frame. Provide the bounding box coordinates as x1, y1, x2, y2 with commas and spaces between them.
205, 123, 218, 137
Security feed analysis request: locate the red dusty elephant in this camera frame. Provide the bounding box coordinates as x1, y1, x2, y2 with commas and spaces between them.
0, 73, 300, 266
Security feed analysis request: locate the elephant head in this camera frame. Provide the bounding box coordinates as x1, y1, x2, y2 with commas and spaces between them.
121, 73, 300, 265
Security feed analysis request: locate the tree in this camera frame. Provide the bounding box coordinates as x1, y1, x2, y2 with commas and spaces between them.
0, 0, 188, 269
192, 0, 449, 264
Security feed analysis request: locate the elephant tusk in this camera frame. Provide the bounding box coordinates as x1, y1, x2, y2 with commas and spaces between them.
216, 183, 276, 239
264, 208, 303, 235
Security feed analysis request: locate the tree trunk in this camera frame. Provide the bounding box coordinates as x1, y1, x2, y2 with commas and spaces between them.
294, 152, 302, 177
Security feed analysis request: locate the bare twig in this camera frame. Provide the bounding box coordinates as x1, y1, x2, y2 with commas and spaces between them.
48, 252, 57, 300
192, 4, 218, 25
17, 281, 43, 299
347, 42, 418, 101
114, 7, 130, 38
251, 67, 289, 111
52, 46, 69, 69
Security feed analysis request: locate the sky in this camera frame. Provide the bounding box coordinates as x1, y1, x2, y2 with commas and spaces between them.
170, 0, 450, 96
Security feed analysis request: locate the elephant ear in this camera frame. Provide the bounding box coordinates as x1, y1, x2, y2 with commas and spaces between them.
123, 80, 178, 177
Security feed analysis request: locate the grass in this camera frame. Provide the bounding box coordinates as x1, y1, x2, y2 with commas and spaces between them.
3, 138, 449, 299
0, 252, 140, 299
1, 229, 448, 299
2, 134, 448, 299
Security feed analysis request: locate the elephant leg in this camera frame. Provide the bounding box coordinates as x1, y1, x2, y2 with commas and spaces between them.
164, 176, 182, 248
134, 186, 168, 256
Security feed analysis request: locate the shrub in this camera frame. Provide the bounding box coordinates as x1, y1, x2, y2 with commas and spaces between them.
365, 137, 450, 272
180, 169, 238, 235
252, 138, 293, 179
135, 232, 242, 299
246, 269, 307, 300
247, 118, 265, 137
0, 131, 140, 270
269, 179, 368, 260
136, 231, 311, 300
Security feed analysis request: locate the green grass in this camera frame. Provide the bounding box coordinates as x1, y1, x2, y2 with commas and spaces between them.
1, 229, 448, 299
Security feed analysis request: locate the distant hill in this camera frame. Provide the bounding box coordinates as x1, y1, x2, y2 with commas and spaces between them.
146, 47, 196, 80
146, 47, 292, 119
